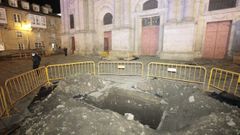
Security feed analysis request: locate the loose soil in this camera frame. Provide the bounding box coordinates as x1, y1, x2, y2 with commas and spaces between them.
15, 74, 240, 135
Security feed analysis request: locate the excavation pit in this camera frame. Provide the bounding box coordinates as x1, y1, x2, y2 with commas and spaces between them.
82, 88, 164, 129
17, 75, 240, 135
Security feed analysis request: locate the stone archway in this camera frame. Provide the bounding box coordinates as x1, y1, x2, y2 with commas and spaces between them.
135, 0, 168, 12
95, 4, 114, 52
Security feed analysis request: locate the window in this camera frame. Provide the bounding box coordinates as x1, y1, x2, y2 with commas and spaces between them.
0, 8, 7, 24
209, 0, 237, 11
142, 16, 160, 27
36, 17, 40, 25
21, 1, 30, 10
13, 14, 21, 23
70, 14, 74, 29
35, 42, 44, 49
32, 4, 40, 12
18, 43, 24, 50
41, 17, 46, 26
16, 31, 22, 38
143, 0, 158, 11
9, 0, 18, 7
103, 13, 113, 25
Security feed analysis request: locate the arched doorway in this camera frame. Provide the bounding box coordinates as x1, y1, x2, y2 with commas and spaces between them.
141, 0, 160, 56
104, 31, 112, 51
103, 13, 113, 52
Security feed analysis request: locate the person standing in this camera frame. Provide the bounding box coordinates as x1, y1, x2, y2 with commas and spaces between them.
32, 52, 41, 69
63, 47, 68, 56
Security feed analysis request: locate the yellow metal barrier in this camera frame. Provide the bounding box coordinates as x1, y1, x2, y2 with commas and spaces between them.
0, 86, 8, 117
208, 68, 240, 97
99, 51, 109, 58
4, 67, 48, 113
98, 61, 144, 76
46, 61, 95, 81
147, 62, 207, 84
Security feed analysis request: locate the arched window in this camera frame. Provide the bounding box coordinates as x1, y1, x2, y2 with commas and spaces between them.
143, 0, 158, 10
103, 13, 113, 25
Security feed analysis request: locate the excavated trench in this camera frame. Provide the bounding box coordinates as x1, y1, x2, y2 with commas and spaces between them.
29, 83, 165, 130
15, 75, 240, 135
81, 89, 164, 129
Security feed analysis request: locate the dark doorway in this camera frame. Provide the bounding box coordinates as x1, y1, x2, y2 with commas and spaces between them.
104, 32, 112, 52
71, 36, 75, 54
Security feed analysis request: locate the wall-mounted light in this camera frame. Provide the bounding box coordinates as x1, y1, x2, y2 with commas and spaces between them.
21, 22, 32, 31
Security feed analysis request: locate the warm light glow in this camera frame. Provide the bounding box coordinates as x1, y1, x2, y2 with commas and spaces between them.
21, 22, 32, 31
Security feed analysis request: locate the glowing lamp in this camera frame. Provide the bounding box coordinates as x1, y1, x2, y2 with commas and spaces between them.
21, 22, 32, 31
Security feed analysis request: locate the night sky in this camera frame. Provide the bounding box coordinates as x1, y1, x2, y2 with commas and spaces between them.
28, 0, 60, 13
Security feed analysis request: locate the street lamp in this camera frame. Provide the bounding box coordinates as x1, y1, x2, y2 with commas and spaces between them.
21, 23, 32, 31
20, 22, 32, 49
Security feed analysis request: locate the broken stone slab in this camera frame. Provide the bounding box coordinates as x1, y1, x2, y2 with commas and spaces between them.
160, 99, 168, 105
227, 119, 236, 127
87, 91, 108, 102
56, 105, 65, 109
188, 96, 195, 103
124, 113, 134, 120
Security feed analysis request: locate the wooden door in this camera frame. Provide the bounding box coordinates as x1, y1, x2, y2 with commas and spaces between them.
104, 38, 109, 51
104, 31, 112, 52
71, 36, 75, 54
203, 21, 231, 59
141, 16, 159, 56
141, 26, 159, 55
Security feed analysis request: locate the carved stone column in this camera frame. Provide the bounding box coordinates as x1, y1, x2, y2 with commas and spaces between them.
123, 0, 130, 27
114, 0, 121, 28
168, 0, 177, 23
88, 0, 94, 30
184, 0, 194, 21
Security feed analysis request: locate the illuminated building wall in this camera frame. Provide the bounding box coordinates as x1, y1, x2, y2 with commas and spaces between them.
0, 1, 61, 55
60, 0, 240, 60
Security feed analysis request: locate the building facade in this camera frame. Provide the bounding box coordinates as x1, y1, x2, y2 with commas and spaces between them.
60, 0, 240, 60
0, 0, 61, 55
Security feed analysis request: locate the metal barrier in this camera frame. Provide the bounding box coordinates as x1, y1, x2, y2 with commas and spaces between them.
2, 60, 240, 118
0, 86, 7, 117
4, 67, 48, 114
98, 61, 144, 76
147, 62, 207, 84
46, 61, 95, 81
208, 68, 240, 97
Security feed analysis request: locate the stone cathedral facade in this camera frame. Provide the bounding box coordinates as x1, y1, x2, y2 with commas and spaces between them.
60, 0, 240, 60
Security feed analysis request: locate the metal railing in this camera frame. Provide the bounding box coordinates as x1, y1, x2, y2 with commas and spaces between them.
208, 68, 240, 97
98, 61, 144, 76
1, 61, 240, 118
147, 62, 207, 85
46, 61, 95, 82
4, 67, 48, 114
0, 86, 7, 117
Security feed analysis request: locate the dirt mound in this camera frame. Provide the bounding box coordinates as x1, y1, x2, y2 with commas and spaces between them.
177, 112, 240, 135
137, 79, 240, 134
56, 74, 105, 96
17, 75, 240, 135
20, 75, 159, 135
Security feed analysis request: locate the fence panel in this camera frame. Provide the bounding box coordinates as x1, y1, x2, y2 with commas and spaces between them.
46, 61, 95, 81
0, 86, 7, 117
208, 68, 240, 97
98, 61, 144, 76
147, 62, 207, 84
5, 67, 48, 108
